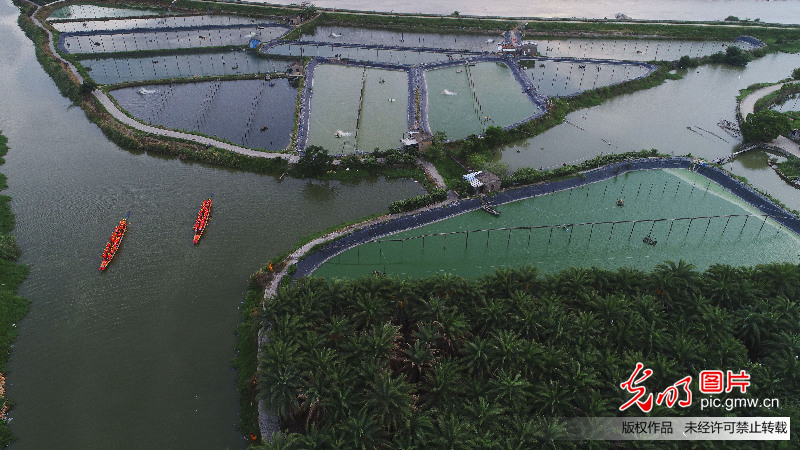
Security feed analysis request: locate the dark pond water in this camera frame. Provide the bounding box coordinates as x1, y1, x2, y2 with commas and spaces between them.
51, 14, 270, 33
62, 25, 286, 54
49, 4, 167, 20
111, 78, 298, 151
263, 42, 476, 65
300, 25, 501, 52
81, 49, 297, 85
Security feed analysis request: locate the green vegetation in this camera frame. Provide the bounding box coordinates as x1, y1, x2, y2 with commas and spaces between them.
522, 20, 800, 47
0, 133, 30, 448
312, 11, 516, 34
777, 156, 800, 180
252, 262, 800, 447
708, 45, 752, 67
792, 67, 800, 80
503, 149, 662, 187
754, 82, 800, 112
740, 110, 792, 143
388, 188, 447, 213
294, 145, 334, 177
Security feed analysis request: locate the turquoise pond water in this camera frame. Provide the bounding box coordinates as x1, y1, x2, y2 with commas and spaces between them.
314, 169, 800, 279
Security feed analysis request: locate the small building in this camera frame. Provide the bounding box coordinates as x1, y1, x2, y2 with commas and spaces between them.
288, 61, 304, 78
287, 15, 302, 26
463, 171, 501, 195
401, 130, 433, 152
518, 41, 538, 56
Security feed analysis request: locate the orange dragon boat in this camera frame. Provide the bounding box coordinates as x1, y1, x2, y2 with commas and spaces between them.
193, 193, 212, 244
99, 211, 129, 271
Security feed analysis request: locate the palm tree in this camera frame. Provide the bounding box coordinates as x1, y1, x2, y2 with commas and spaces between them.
460, 336, 490, 378
365, 370, 414, 433
489, 369, 531, 411
343, 406, 387, 449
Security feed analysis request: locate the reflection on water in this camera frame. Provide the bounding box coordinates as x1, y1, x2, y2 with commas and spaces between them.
302, 180, 339, 202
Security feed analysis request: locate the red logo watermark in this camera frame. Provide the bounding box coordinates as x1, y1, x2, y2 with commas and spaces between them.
620, 363, 751, 413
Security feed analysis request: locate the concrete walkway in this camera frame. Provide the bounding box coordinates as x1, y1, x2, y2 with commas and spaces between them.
27, 0, 298, 162
739, 82, 786, 120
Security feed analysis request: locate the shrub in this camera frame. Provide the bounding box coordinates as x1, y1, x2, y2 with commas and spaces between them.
388, 189, 448, 213
741, 110, 791, 143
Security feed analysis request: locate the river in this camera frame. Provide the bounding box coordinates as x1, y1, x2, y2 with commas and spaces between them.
0, 0, 422, 448
260, 0, 800, 24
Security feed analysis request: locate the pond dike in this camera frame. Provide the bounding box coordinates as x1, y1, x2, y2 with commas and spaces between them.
57, 22, 290, 54
292, 157, 800, 279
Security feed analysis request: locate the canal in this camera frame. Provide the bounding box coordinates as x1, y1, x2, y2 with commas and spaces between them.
0, 0, 423, 448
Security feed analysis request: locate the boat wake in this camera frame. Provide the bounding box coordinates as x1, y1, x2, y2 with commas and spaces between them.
334, 130, 352, 137
138, 88, 158, 95
442, 89, 457, 96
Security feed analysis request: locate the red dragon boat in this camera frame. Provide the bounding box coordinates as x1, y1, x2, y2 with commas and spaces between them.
99, 211, 129, 271
193, 193, 212, 244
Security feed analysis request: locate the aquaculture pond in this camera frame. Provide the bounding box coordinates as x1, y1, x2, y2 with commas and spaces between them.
305, 64, 409, 154
534, 38, 752, 62
81, 50, 297, 84
425, 61, 542, 140
500, 52, 800, 172
48, 4, 167, 20
771, 93, 800, 113
313, 169, 800, 279
521, 59, 653, 98
263, 42, 476, 66
300, 25, 502, 52
61, 24, 287, 54
50, 14, 273, 33
111, 78, 298, 151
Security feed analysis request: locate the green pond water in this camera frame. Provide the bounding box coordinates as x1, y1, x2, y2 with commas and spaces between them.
314, 169, 800, 279
425, 61, 542, 140
306, 64, 409, 154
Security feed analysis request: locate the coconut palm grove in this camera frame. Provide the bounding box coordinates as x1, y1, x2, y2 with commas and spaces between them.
245, 263, 800, 447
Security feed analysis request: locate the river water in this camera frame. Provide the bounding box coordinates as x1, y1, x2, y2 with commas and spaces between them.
0, 0, 423, 448
260, 0, 800, 24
